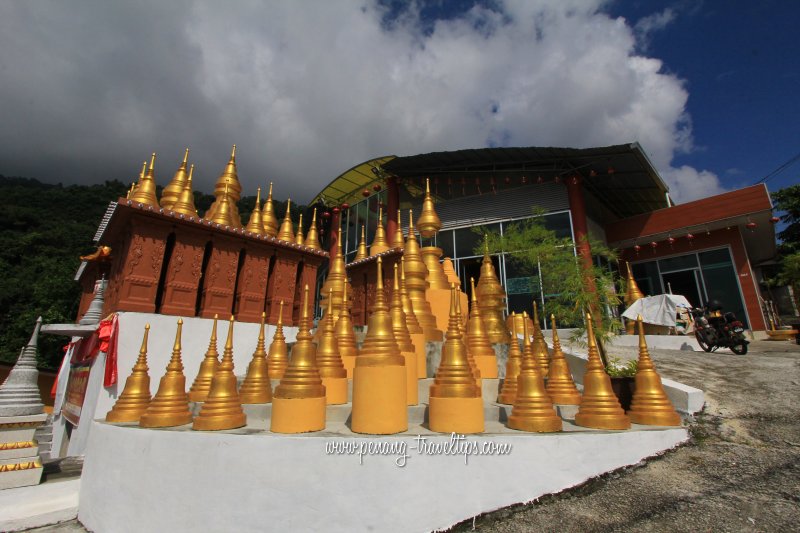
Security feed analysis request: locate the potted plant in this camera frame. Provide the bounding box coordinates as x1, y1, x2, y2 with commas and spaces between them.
605, 356, 638, 411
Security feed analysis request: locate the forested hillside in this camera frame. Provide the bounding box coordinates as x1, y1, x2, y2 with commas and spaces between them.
0, 176, 305, 369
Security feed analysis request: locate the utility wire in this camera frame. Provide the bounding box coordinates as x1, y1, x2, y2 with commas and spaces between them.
754, 150, 800, 184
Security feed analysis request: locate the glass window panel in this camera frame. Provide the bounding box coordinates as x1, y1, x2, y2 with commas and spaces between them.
699, 248, 748, 328
658, 254, 698, 273
504, 252, 539, 319
455, 223, 499, 258
438, 230, 455, 259
542, 211, 573, 239
631, 260, 662, 297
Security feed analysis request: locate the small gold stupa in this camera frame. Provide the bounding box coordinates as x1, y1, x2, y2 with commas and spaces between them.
390, 263, 419, 405
627, 316, 681, 426
403, 210, 443, 342
305, 208, 322, 250
315, 289, 348, 405
276, 199, 295, 242
171, 164, 199, 218
466, 277, 499, 378
139, 319, 193, 428
544, 315, 581, 405
205, 145, 242, 222
416, 178, 442, 238
244, 187, 265, 235
160, 148, 190, 210
531, 302, 550, 376
106, 324, 152, 423
475, 238, 510, 343
391, 209, 405, 249
188, 315, 221, 403
401, 258, 427, 379
129, 153, 160, 208
266, 301, 289, 380
369, 207, 390, 256
428, 285, 484, 434
497, 313, 523, 405
238, 313, 273, 404
624, 262, 645, 334
354, 225, 368, 261
205, 184, 240, 228
294, 213, 304, 245
261, 182, 279, 237
335, 280, 359, 378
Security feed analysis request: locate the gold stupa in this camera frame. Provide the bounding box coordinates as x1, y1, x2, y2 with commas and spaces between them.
316, 289, 348, 405
390, 263, 419, 405
305, 208, 322, 250
171, 164, 199, 218
294, 213, 304, 245
497, 313, 523, 405
354, 225, 368, 261
421, 247, 450, 290
193, 317, 247, 430
544, 315, 581, 405
128, 161, 145, 199
106, 324, 152, 423
318, 229, 347, 323
401, 258, 427, 379
369, 207, 390, 256
205, 184, 240, 228
475, 238, 510, 343
261, 182, 279, 237
139, 319, 193, 428
627, 317, 682, 426
266, 301, 289, 380
244, 187, 265, 235
531, 302, 550, 376
351, 257, 408, 434
129, 153, 160, 208
276, 198, 295, 242
188, 315, 221, 403
466, 277, 499, 378
160, 148, 190, 210
574, 314, 631, 430
205, 145, 242, 222
442, 257, 460, 286
507, 320, 562, 433
456, 286, 481, 387
428, 285, 484, 434
506, 312, 534, 339
391, 209, 405, 249
416, 178, 442, 238
335, 280, 359, 378
403, 210, 443, 341
270, 286, 327, 433
238, 313, 273, 404
624, 261, 645, 334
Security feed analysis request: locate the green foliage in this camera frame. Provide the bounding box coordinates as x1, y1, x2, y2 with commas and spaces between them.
604, 356, 638, 378
475, 210, 621, 345
772, 184, 800, 254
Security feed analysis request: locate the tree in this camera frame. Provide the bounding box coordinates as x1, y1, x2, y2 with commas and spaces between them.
771, 184, 800, 310
477, 211, 620, 364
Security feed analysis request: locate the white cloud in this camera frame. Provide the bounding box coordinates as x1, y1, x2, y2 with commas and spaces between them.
0, 0, 724, 203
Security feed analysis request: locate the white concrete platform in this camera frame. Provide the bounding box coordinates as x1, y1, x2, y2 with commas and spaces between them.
0, 478, 80, 531
79, 418, 688, 533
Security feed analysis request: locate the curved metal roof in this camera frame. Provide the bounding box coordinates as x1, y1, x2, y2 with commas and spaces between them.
310, 155, 395, 207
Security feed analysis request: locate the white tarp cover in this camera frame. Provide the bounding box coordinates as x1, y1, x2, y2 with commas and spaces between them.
622, 294, 693, 327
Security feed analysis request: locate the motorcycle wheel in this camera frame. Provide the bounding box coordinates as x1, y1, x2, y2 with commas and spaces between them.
731, 342, 748, 355
695, 330, 714, 352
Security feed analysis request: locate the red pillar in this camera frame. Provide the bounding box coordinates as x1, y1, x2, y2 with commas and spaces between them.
328, 208, 341, 257
565, 175, 600, 311
386, 175, 399, 239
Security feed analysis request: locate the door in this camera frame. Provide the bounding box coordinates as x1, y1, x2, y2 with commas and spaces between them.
660, 269, 703, 308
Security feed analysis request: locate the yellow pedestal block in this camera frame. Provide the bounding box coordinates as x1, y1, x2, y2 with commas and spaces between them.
351, 364, 408, 434
402, 351, 419, 405
341, 355, 358, 379
321, 376, 348, 405
428, 396, 484, 434
411, 332, 427, 378
270, 396, 327, 433
427, 289, 468, 334
474, 355, 498, 379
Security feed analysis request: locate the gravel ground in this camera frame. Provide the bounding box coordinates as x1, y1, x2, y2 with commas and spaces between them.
29, 340, 800, 533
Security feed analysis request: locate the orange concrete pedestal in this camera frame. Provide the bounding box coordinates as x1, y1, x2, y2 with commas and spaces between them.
411, 332, 427, 379
270, 396, 327, 433
402, 352, 419, 405
428, 396, 484, 434
341, 356, 358, 379
475, 355, 498, 379
321, 377, 348, 405
427, 289, 468, 334
351, 365, 408, 434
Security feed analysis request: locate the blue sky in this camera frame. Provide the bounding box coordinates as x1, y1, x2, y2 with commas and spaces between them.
0, 1, 796, 202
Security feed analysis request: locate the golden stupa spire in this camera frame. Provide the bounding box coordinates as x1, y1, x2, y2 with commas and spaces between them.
318, 227, 346, 323
356, 257, 403, 365
276, 198, 295, 242
456, 283, 480, 385
391, 209, 405, 248
466, 277, 499, 377
295, 213, 304, 245
507, 318, 562, 433
188, 315, 221, 402
475, 234, 510, 343
400, 258, 423, 334
369, 206, 390, 255
498, 312, 523, 405
244, 187, 265, 235
624, 261, 646, 334
574, 313, 631, 430
531, 301, 549, 376
428, 284, 484, 433
171, 164, 199, 217
354, 224, 368, 261
392, 263, 420, 405
316, 288, 348, 404
270, 285, 327, 433
335, 279, 359, 378
261, 182, 279, 237
129, 153, 160, 208
206, 144, 242, 221
193, 316, 247, 430
627, 316, 681, 426
106, 324, 152, 423
238, 312, 273, 404
266, 301, 289, 379
305, 208, 322, 250
544, 315, 582, 405
416, 177, 442, 238
161, 148, 190, 210
206, 183, 240, 228
128, 161, 146, 198
403, 209, 443, 341
139, 319, 193, 428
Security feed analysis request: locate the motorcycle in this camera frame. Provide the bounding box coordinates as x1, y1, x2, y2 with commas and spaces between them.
691, 302, 749, 355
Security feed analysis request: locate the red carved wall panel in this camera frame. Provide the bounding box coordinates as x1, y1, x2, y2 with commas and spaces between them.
265, 251, 300, 326
234, 246, 274, 323
160, 228, 209, 317
198, 238, 241, 319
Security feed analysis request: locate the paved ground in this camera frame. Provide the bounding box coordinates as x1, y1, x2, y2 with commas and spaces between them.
27, 339, 800, 532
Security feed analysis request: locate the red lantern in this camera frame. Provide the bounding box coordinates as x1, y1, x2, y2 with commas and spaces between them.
589, 169, 597, 177
341, 203, 350, 210
322, 211, 331, 219
537, 175, 544, 184
686, 233, 695, 247
746, 221, 757, 232
373, 184, 381, 192
607, 166, 615, 175
504, 176, 511, 184
633, 244, 641, 255
667, 236, 676, 247
553, 175, 561, 184
650, 241, 658, 254
332, 207, 340, 214
770, 216, 780, 224
362, 189, 370, 197
521, 175, 528, 184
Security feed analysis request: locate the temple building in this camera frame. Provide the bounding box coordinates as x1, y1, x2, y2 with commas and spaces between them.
312, 143, 777, 333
